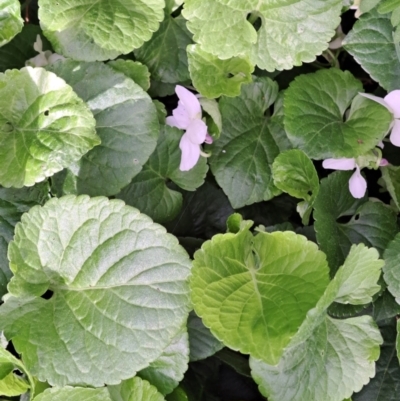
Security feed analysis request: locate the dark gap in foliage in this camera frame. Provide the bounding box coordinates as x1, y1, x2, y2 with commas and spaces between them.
41, 289, 54, 300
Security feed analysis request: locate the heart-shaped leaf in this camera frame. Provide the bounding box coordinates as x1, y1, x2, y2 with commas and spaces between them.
0, 196, 191, 387
191, 226, 330, 365
284, 69, 392, 159
0, 67, 99, 188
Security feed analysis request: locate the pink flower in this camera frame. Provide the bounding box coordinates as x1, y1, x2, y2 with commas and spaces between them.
323, 156, 388, 199
166, 86, 212, 171
360, 90, 400, 146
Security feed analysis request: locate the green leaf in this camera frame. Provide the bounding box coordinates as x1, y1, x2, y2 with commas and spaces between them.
33, 387, 110, 401
187, 45, 253, 98
0, 67, 99, 188
313, 171, 398, 273
108, 59, 150, 92
373, 289, 400, 322
284, 69, 392, 159
34, 378, 167, 401
360, 0, 382, 13
48, 60, 159, 197
0, 195, 191, 386
108, 377, 166, 401
0, 346, 33, 398
116, 126, 208, 224
353, 319, 400, 401
0, 25, 51, 72
166, 387, 189, 401
135, 15, 192, 84
0, 0, 23, 47
42, 28, 120, 62
380, 165, 400, 210
251, 316, 382, 401
250, 244, 384, 401
182, 0, 342, 71
187, 311, 223, 362
138, 328, 189, 395
333, 244, 383, 305
383, 233, 400, 303
198, 97, 222, 139
191, 228, 330, 365
378, 0, 400, 13
0, 182, 49, 298
344, 9, 400, 92
272, 149, 319, 225
164, 181, 234, 239
209, 77, 282, 209
39, 0, 165, 59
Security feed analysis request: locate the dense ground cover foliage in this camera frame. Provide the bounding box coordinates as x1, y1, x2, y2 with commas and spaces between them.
1, 0, 400, 400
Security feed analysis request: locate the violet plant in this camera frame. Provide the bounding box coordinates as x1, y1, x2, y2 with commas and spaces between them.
1, 1, 400, 401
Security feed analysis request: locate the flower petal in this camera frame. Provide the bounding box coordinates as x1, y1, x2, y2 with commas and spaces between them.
48, 53, 65, 64
175, 85, 202, 120
185, 119, 207, 144
390, 119, 400, 146
179, 133, 201, 171
380, 158, 389, 167
166, 115, 180, 128
322, 158, 356, 170
204, 133, 213, 144
171, 102, 191, 129
384, 90, 400, 118
358, 92, 392, 112
349, 166, 367, 198
33, 35, 43, 53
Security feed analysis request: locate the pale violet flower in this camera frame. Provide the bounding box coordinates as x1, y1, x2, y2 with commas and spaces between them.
25, 35, 65, 68
323, 151, 388, 199
166, 85, 212, 171
360, 90, 400, 146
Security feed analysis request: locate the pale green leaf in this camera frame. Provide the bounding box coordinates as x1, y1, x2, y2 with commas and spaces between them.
360, 0, 381, 13
187, 311, 223, 362
33, 380, 166, 401
39, 0, 165, 58
138, 329, 189, 395
272, 149, 319, 225
209, 77, 282, 209
333, 244, 383, 305
108, 377, 166, 401
313, 171, 398, 273
116, 126, 208, 224
250, 244, 384, 401
0, 182, 49, 298
378, 0, 400, 13
108, 59, 150, 91
284, 69, 392, 159
135, 15, 192, 84
0, 346, 33, 398
48, 60, 159, 197
380, 165, 400, 210
43, 28, 120, 62
182, 0, 342, 71
33, 387, 109, 401
0, 195, 191, 386
344, 9, 400, 91
0, 372, 30, 397
0, 0, 23, 47
383, 233, 400, 303
251, 316, 382, 401
187, 45, 253, 98
191, 228, 330, 365
0, 67, 99, 187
